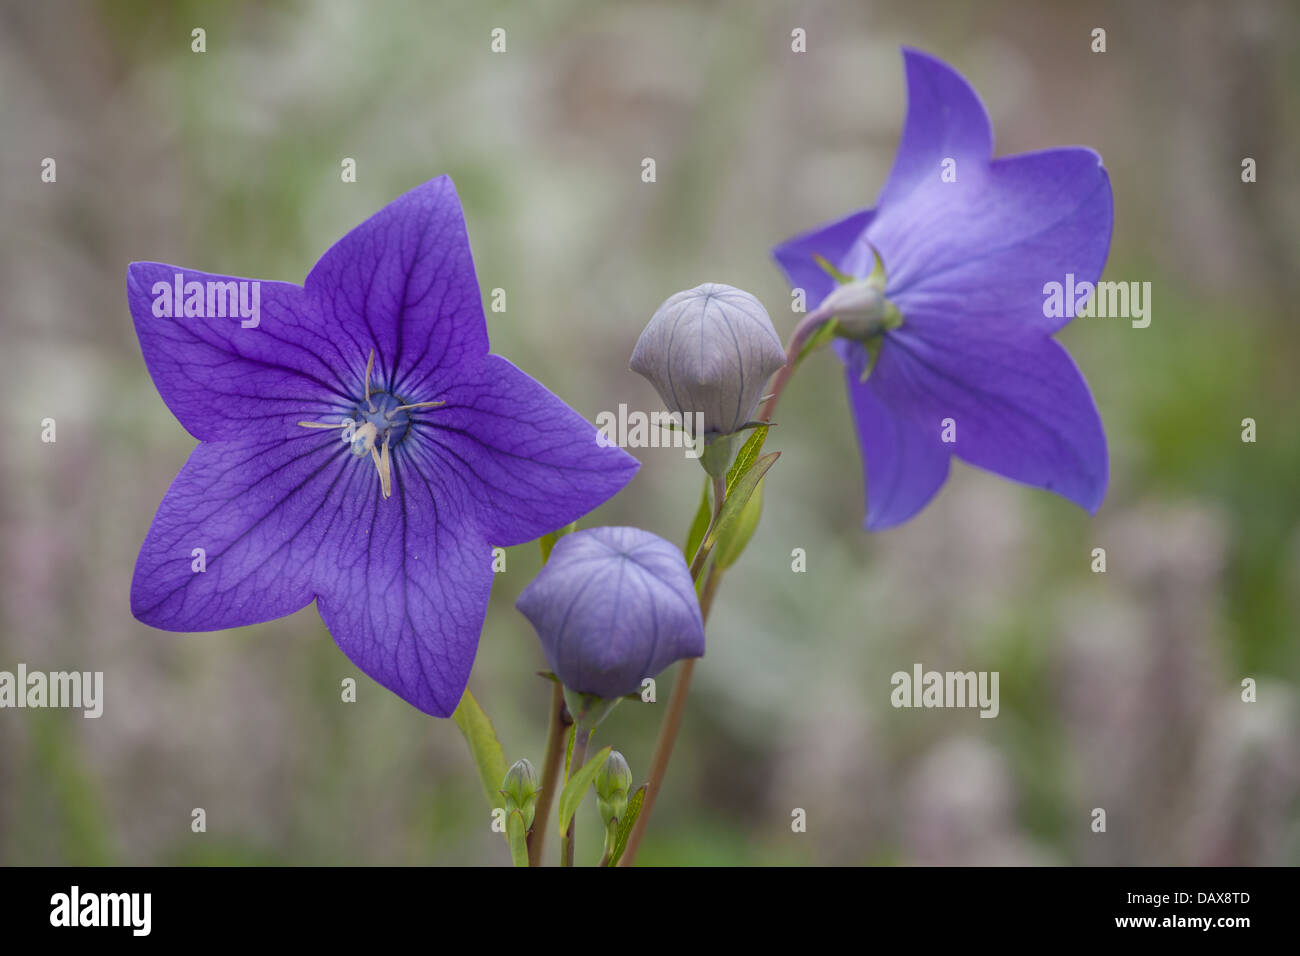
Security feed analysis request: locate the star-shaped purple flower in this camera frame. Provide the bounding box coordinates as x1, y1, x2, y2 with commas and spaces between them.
127, 176, 638, 717
774, 48, 1111, 530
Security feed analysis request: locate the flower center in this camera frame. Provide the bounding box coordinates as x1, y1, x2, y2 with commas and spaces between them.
295, 349, 444, 500
351, 391, 411, 452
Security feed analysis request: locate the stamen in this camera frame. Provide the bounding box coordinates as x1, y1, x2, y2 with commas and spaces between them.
369, 432, 393, 499
392, 400, 446, 412
297, 420, 351, 429
364, 349, 376, 406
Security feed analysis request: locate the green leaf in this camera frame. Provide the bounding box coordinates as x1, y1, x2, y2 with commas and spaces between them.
704, 451, 779, 560
563, 725, 575, 779
506, 810, 530, 867
609, 784, 647, 866
452, 690, 509, 810
539, 522, 577, 562
684, 478, 711, 565
557, 745, 612, 832
714, 478, 764, 570
725, 425, 769, 496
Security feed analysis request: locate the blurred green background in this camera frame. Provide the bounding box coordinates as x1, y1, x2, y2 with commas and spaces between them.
1, 0, 1297, 866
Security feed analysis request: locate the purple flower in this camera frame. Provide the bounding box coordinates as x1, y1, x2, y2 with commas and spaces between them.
773, 49, 1111, 530
515, 527, 704, 699
127, 177, 638, 717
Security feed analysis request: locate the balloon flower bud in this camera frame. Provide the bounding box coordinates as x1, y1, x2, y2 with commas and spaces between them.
515, 527, 705, 699
500, 758, 540, 831
820, 276, 902, 342
630, 283, 785, 474
594, 750, 633, 827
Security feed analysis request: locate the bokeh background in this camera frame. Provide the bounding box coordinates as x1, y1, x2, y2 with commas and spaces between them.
2, 0, 1297, 866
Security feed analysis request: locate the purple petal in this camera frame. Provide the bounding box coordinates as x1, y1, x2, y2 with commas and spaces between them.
126, 264, 354, 441
771, 208, 877, 313
860, 322, 1107, 525
131, 435, 354, 629
304, 176, 490, 401
874, 47, 994, 213
416, 355, 638, 547
839, 341, 951, 531
872, 147, 1113, 336
314, 442, 492, 718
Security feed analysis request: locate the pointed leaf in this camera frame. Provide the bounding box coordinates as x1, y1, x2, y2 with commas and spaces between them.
704, 451, 779, 558
557, 745, 612, 832
452, 690, 508, 810
684, 478, 711, 565
725, 425, 769, 496
714, 478, 764, 570
609, 784, 647, 866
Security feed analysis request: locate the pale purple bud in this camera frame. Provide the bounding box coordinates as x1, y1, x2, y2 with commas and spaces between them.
515, 527, 704, 699
630, 283, 786, 439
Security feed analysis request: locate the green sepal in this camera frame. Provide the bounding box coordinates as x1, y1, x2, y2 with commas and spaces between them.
558, 745, 612, 832
865, 243, 886, 286
451, 690, 509, 811
539, 522, 577, 562
797, 317, 839, 365
812, 252, 855, 285
505, 809, 530, 867
859, 337, 884, 383
609, 784, 647, 866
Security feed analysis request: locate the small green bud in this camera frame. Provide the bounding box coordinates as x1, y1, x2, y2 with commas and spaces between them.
593, 750, 633, 827
500, 758, 540, 831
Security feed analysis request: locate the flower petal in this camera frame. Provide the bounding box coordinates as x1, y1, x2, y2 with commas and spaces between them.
304, 175, 490, 402
875, 47, 994, 213
415, 354, 639, 547
126, 263, 355, 441
838, 341, 951, 531
770, 208, 876, 312
870, 321, 1108, 517
130, 434, 357, 630
873, 147, 1113, 335
313, 440, 493, 718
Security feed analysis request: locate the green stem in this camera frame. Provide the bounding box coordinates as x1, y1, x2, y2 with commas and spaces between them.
621, 309, 827, 866
620, 480, 726, 867
560, 728, 590, 867
527, 683, 570, 866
